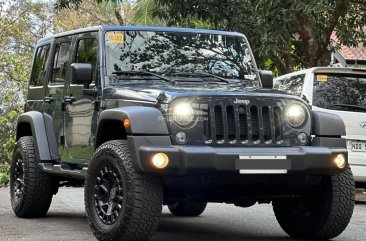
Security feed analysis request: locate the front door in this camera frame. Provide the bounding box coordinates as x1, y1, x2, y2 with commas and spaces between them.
63, 32, 99, 164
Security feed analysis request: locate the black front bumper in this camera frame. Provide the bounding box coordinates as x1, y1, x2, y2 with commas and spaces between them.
129, 136, 347, 176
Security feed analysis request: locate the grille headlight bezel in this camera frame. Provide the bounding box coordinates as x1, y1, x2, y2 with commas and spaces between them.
285, 103, 307, 128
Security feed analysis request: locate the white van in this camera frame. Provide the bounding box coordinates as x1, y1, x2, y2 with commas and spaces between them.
274, 67, 366, 186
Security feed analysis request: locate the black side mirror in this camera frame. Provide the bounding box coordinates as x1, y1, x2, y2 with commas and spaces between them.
259, 70, 273, 89
71, 63, 92, 88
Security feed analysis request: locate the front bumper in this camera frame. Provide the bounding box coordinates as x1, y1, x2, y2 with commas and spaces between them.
131, 137, 347, 176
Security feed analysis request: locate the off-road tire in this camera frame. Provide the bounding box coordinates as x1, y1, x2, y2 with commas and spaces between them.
85, 140, 163, 241
10, 136, 57, 218
273, 166, 355, 240
168, 202, 207, 217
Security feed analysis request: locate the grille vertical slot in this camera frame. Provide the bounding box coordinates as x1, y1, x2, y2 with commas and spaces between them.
239, 106, 248, 142
262, 106, 271, 142
250, 106, 260, 142
226, 105, 236, 141
203, 106, 210, 139
273, 106, 282, 141
214, 105, 224, 140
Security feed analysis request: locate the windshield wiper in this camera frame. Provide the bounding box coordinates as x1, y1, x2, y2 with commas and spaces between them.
111, 70, 171, 82
334, 104, 366, 111
165, 71, 230, 84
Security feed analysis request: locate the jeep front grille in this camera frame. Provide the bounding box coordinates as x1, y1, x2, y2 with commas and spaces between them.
203, 104, 283, 144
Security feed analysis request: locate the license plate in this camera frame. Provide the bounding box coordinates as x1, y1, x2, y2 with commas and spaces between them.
236, 155, 290, 174
350, 141, 366, 152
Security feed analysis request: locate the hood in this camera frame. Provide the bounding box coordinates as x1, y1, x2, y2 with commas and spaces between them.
103, 83, 303, 103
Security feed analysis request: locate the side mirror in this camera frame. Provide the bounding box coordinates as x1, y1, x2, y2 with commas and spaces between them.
71, 63, 92, 87
259, 70, 273, 89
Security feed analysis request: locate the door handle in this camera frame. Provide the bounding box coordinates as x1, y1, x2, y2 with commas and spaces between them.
64, 96, 76, 103
44, 96, 54, 103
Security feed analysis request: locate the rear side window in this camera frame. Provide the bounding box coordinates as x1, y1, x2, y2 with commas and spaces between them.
313, 73, 366, 112
51, 41, 71, 84
274, 74, 305, 96
75, 38, 97, 83
30, 44, 50, 87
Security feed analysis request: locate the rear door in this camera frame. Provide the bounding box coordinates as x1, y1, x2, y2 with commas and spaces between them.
27, 42, 51, 112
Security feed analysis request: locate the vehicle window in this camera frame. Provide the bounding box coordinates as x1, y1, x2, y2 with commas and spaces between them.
75, 38, 97, 83
105, 31, 260, 87
51, 41, 71, 84
30, 44, 50, 87
313, 73, 366, 112
274, 74, 305, 96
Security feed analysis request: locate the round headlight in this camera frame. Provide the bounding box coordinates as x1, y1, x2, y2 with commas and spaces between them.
286, 104, 306, 128
172, 102, 194, 126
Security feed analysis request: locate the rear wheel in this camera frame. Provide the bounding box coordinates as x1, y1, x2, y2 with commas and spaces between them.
168, 202, 207, 217
10, 136, 57, 218
85, 140, 163, 241
273, 166, 355, 240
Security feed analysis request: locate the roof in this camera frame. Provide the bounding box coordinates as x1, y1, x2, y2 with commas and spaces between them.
331, 30, 366, 61
338, 44, 366, 61
38, 25, 245, 44
275, 67, 366, 79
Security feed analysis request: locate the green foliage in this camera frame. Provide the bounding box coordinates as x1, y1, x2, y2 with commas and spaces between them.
132, 0, 166, 26
153, 0, 366, 74
0, 0, 54, 186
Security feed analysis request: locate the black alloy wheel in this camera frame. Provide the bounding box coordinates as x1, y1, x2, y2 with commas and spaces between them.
12, 158, 24, 205
94, 164, 124, 225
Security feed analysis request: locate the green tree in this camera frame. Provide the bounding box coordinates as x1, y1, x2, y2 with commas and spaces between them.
55, 0, 134, 26
0, 0, 54, 186
153, 0, 366, 74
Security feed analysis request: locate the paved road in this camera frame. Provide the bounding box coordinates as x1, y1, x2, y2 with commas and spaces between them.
0, 188, 365, 241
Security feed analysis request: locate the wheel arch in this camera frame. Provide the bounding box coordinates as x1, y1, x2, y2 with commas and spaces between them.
16, 111, 58, 161
95, 106, 169, 149
311, 111, 346, 136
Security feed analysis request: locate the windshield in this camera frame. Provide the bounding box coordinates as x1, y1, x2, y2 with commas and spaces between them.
313, 73, 366, 112
104, 30, 259, 86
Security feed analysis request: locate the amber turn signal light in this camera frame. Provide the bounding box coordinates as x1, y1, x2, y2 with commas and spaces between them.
123, 119, 130, 128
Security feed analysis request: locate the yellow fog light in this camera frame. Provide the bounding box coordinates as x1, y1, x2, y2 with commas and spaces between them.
152, 153, 169, 169
334, 154, 346, 169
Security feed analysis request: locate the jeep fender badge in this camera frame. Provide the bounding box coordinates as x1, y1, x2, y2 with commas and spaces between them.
360, 121, 366, 128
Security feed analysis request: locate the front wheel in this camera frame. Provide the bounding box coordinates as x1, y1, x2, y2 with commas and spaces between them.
273, 166, 355, 240
85, 140, 163, 241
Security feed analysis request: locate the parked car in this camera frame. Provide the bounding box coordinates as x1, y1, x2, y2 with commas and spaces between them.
274, 67, 366, 187
10, 26, 354, 241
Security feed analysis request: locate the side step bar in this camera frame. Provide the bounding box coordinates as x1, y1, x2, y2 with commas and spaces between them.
39, 163, 88, 180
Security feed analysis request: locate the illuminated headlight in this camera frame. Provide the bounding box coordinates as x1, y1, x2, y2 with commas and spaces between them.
172, 102, 195, 126
286, 104, 307, 128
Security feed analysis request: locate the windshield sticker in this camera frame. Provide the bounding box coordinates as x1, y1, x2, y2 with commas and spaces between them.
106, 32, 124, 44
317, 75, 328, 82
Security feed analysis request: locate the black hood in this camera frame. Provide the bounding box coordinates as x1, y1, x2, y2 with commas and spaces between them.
103, 83, 304, 104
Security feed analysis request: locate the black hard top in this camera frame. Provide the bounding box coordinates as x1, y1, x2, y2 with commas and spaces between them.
37, 25, 246, 44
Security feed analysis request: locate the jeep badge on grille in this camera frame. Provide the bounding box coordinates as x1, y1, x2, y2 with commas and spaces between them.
233, 98, 250, 105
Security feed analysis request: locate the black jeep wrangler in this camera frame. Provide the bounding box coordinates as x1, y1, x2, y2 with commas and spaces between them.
10, 26, 354, 241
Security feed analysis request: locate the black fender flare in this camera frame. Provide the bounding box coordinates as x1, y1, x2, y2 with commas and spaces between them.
16, 111, 59, 161
97, 106, 169, 135
311, 111, 346, 136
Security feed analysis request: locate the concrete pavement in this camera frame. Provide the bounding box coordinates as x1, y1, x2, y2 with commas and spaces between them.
0, 188, 365, 241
